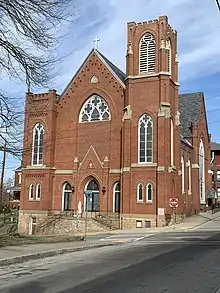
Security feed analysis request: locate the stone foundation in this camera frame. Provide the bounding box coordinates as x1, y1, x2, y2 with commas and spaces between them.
18, 210, 110, 236
120, 214, 167, 229
18, 210, 186, 236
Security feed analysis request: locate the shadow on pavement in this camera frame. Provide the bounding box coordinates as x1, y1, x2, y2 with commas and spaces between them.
7, 281, 45, 293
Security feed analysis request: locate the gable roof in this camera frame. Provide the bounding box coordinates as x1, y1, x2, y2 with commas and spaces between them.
61, 49, 126, 97
178, 92, 204, 138
97, 51, 126, 82
211, 142, 220, 151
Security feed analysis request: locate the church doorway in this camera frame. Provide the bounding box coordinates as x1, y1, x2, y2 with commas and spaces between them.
84, 179, 99, 212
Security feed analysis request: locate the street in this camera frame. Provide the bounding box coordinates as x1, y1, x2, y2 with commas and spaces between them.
1, 227, 220, 292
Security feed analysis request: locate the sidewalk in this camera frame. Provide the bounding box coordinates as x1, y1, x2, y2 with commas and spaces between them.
0, 210, 219, 267
0, 239, 124, 266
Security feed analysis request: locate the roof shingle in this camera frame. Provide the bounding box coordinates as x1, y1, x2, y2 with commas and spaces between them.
178, 92, 203, 138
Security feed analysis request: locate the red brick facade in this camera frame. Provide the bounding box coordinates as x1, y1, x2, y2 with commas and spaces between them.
18, 15, 211, 233
211, 142, 220, 202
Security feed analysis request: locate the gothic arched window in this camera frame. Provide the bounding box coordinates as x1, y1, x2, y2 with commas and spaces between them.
139, 33, 156, 73
138, 114, 153, 163
137, 183, 143, 202
79, 94, 111, 122
188, 159, 191, 195
181, 156, 185, 194
32, 123, 44, 165
199, 139, 205, 203
29, 184, 34, 200
171, 119, 174, 166
36, 184, 41, 200
113, 182, 120, 213
62, 182, 72, 211
146, 183, 153, 202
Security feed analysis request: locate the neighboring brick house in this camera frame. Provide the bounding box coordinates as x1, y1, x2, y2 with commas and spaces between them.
7, 166, 21, 209
210, 142, 220, 202
18, 15, 212, 235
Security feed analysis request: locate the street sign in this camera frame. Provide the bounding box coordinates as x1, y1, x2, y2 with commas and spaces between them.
169, 197, 178, 208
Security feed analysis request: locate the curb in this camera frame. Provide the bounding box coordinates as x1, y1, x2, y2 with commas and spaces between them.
0, 241, 126, 267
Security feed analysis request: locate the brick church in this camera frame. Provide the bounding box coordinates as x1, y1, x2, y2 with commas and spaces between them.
18, 15, 211, 235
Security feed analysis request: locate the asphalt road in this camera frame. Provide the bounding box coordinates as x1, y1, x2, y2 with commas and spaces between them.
1, 230, 220, 293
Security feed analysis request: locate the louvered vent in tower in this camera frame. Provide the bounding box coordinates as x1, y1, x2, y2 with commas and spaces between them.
167, 39, 171, 74
139, 33, 156, 74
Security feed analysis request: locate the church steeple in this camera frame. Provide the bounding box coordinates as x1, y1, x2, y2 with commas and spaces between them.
125, 15, 178, 83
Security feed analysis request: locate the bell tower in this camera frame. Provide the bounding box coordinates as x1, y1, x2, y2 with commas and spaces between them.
122, 15, 181, 225
126, 15, 178, 83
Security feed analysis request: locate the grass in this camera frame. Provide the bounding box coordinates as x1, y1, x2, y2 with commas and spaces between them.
0, 234, 84, 247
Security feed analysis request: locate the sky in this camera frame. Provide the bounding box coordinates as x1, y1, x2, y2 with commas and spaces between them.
1, 0, 220, 179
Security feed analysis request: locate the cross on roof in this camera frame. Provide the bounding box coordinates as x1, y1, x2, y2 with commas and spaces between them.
93, 36, 100, 49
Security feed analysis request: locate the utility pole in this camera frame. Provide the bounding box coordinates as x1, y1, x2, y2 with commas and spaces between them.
0, 141, 6, 205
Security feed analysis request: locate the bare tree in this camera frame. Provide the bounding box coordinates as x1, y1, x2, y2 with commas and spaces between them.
0, 0, 77, 158
0, 0, 76, 90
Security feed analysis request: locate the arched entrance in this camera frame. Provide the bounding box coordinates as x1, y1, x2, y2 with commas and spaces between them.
84, 179, 99, 212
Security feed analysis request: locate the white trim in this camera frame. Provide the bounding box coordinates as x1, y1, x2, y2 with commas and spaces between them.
126, 71, 171, 79
138, 114, 153, 163
146, 183, 153, 203
55, 170, 73, 174
29, 184, 34, 200
18, 172, 21, 184
131, 163, 157, 167
109, 169, 121, 174
137, 183, 144, 202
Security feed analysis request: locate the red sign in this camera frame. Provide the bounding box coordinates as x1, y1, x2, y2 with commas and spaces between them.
169, 197, 178, 208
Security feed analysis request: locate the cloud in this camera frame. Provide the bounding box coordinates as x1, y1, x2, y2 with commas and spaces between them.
1, 0, 220, 176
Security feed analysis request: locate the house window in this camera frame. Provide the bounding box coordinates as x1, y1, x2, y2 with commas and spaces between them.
32, 123, 44, 165
138, 114, 153, 163
79, 94, 111, 122
199, 139, 205, 203
217, 188, 220, 198
137, 184, 143, 202
211, 171, 214, 184
181, 156, 185, 194
36, 184, 41, 200
217, 171, 220, 181
29, 184, 34, 200
18, 172, 21, 184
146, 184, 153, 202
139, 33, 156, 73
62, 182, 72, 211
188, 160, 191, 194
170, 119, 174, 166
